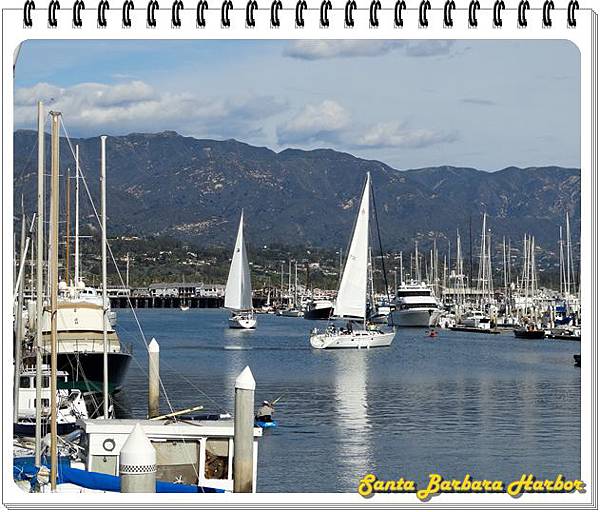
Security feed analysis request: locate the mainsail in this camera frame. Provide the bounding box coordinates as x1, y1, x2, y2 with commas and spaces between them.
333, 173, 370, 320
224, 211, 253, 311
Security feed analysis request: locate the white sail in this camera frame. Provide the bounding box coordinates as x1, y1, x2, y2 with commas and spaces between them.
333, 173, 370, 319
225, 211, 253, 311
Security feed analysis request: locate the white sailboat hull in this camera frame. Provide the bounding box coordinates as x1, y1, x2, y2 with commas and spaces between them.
229, 314, 257, 329
310, 329, 395, 349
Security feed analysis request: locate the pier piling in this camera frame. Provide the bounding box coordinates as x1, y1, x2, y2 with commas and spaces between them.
120, 423, 156, 493
233, 366, 255, 493
148, 338, 160, 418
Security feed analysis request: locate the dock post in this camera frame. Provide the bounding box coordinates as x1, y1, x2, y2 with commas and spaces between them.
148, 338, 160, 418
120, 423, 156, 493
233, 366, 255, 493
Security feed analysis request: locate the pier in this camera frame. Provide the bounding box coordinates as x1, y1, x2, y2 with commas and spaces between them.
109, 296, 266, 309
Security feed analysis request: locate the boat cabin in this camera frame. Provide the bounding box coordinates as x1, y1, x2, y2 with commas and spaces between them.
77, 418, 262, 492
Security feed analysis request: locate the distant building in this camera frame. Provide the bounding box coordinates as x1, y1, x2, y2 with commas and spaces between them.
147, 282, 225, 298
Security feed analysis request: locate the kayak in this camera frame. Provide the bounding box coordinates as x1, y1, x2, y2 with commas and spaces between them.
255, 419, 278, 429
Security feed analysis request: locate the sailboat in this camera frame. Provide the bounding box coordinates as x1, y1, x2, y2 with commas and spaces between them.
309, 173, 395, 349
225, 211, 257, 329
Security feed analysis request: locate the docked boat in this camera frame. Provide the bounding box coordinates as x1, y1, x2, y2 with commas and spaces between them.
279, 307, 304, 317
32, 298, 132, 393
387, 282, 442, 327
514, 326, 546, 339
14, 416, 262, 493
303, 298, 334, 320
225, 211, 256, 329
460, 310, 492, 330
14, 366, 90, 438
309, 173, 395, 350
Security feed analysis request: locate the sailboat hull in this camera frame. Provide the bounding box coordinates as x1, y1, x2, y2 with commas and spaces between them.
229, 314, 257, 329
310, 330, 395, 349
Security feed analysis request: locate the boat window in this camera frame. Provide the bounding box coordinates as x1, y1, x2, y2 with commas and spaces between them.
205, 438, 229, 480
34, 398, 50, 408
42, 376, 50, 388
19, 377, 31, 388
153, 441, 200, 486
397, 290, 432, 297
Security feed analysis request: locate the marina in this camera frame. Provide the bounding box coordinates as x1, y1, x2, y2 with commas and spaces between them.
115, 309, 581, 492
10, 40, 584, 499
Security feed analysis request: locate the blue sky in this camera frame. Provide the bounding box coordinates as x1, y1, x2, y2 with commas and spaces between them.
14, 39, 580, 170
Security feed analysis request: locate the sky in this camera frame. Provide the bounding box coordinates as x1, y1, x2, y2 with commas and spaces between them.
14, 39, 580, 171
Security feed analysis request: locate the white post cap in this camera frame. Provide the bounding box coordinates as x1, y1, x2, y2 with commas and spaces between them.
148, 337, 159, 353
235, 366, 256, 391
120, 423, 156, 468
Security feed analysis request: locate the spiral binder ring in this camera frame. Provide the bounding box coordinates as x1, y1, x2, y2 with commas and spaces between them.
369, 0, 380, 27
147, 0, 158, 26
468, 0, 479, 27
567, 0, 578, 27
320, 0, 331, 27
246, 0, 257, 26
23, 0, 35, 27
344, 0, 356, 27
270, 0, 281, 27
122, 0, 134, 26
493, 0, 504, 26
419, 0, 430, 28
97, 0, 109, 26
196, 0, 208, 26
18, 0, 586, 31
295, 0, 306, 26
73, 0, 85, 26
517, 0, 529, 27
542, 0, 554, 27
394, 0, 406, 27
221, 0, 232, 26
443, 0, 455, 28
172, 0, 183, 26
48, 0, 60, 27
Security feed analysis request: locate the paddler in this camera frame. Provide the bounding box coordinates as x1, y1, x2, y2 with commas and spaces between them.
256, 400, 275, 423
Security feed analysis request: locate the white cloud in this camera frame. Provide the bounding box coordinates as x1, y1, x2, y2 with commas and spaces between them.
14, 80, 286, 139
277, 100, 350, 145
284, 40, 455, 60
355, 122, 458, 149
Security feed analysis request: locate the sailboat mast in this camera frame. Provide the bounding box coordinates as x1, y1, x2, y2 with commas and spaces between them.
74, 145, 80, 285
34, 100, 45, 467
65, 167, 71, 284
13, 200, 26, 424
100, 135, 109, 419
49, 111, 61, 491
399, 251, 403, 286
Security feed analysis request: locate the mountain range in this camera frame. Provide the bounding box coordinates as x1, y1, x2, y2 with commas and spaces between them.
13, 129, 580, 252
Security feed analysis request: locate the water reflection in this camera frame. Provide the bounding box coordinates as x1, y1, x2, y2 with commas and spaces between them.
332, 350, 372, 489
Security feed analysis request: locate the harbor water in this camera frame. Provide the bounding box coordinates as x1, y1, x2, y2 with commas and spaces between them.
115, 309, 581, 493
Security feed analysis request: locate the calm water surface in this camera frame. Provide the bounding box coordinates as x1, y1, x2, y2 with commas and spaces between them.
115, 309, 581, 493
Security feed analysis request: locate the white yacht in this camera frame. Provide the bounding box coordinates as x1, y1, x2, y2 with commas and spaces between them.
388, 282, 442, 327
225, 211, 257, 329
460, 310, 492, 330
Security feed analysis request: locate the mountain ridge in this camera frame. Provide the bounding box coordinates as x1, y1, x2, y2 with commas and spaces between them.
13, 129, 581, 251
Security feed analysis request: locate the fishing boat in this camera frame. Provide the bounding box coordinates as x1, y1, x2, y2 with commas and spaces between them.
309, 173, 395, 350
225, 211, 256, 329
